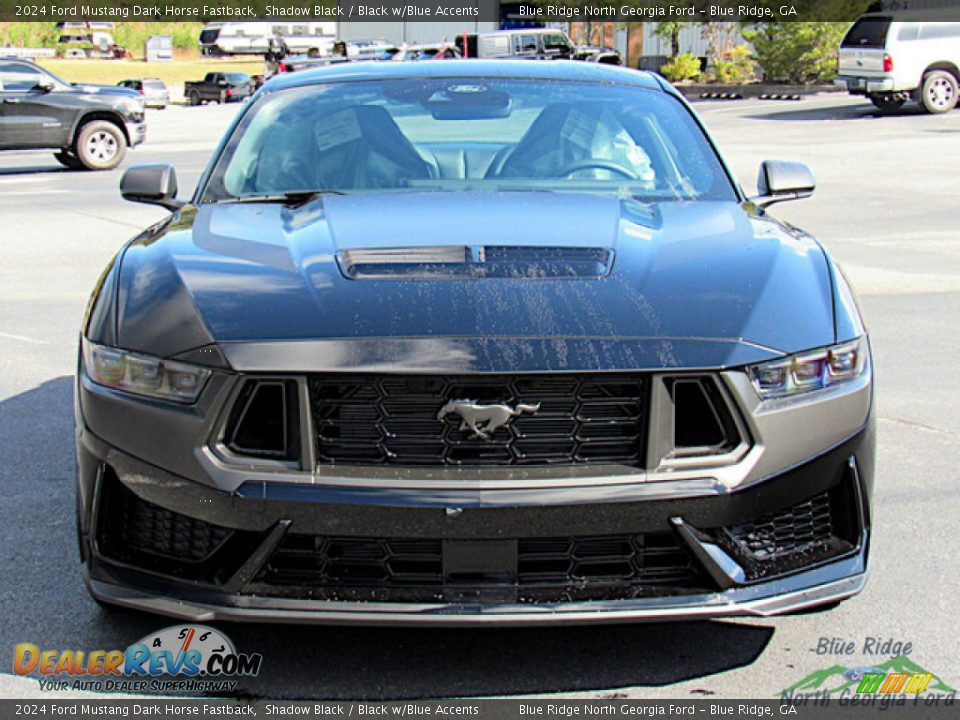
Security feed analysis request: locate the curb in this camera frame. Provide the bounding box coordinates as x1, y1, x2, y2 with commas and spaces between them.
677, 83, 841, 101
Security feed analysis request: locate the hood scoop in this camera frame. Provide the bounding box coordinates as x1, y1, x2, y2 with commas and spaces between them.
337, 245, 614, 280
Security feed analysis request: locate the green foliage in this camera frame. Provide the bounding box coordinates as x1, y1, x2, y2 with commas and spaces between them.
652, 21, 692, 56
742, 22, 851, 84
660, 53, 701, 83
1, 22, 203, 54
714, 44, 755, 84
2, 23, 59, 47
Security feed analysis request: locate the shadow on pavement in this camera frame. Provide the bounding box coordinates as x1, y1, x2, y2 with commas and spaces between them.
0, 163, 75, 176
745, 103, 931, 122
0, 377, 775, 699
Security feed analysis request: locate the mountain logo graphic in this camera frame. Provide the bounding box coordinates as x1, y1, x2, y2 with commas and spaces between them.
781, 656, 955, 697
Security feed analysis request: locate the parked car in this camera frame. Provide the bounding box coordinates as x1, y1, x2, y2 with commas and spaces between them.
78, 61, 874, 624
117, 78, 169, 109
0, 57, 145, 170
184, 72, 252, 106
836, 11, 960, 113
199, 21, 335, 57
575, 45, 623, 65
474, 28, 576, 60
387, 43, 461, 62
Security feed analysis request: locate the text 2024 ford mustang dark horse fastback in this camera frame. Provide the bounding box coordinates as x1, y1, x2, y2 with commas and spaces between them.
75, 61, 874, 624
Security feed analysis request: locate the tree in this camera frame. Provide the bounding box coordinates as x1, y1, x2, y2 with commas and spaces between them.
652, 21, 691, 57
741, 22, 851, 84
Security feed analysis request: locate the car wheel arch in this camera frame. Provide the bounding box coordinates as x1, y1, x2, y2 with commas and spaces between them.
71, 110, 130, 147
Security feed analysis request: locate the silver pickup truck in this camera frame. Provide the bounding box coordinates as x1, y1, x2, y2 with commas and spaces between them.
836, 11, 960, 113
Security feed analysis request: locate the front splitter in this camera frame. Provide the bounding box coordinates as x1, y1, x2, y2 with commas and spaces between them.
84, 552, 867, 627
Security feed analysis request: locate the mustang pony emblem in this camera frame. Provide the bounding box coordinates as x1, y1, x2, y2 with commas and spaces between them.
437, 400, 541, 440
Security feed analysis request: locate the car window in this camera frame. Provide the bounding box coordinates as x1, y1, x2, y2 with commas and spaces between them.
842, 17, 892, 48
0, 62, 44, 91
514, 35, 538, 54
919, 22, 960, 40
896, 23, 920, 42
202, 78, 737, 204
143, 80, 165, 89
543, 34, 571, 52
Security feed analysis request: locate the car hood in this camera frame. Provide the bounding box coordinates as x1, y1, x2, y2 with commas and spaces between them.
70, 83, 140, 98
115, 193, 835, 373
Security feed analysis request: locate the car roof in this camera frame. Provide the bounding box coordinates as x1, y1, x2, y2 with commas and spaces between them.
267, 60, 665, 93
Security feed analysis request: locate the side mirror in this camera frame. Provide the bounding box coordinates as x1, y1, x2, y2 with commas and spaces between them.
120, 163, 183, 211
753, 160, 815, 208
35, 76, 55, 92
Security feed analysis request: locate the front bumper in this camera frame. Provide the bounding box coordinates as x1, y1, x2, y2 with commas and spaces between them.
77, 420, 873, 625
125, 121, 146, 147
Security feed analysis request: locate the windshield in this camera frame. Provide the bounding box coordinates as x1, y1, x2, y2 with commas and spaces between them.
226, 73, 250, 83
200, 77, 736, 203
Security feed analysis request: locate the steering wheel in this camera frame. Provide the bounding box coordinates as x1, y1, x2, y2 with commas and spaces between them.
556, 160, 639, 180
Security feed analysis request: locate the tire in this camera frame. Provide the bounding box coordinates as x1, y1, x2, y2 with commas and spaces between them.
869, 95, 905, 112
54, 150, 84, 169
920, 70, 959, 114
188, 89, 201, 106
73, 120, 126, 171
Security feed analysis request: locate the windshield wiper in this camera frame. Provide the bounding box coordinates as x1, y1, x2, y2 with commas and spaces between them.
218, 190, 345, 206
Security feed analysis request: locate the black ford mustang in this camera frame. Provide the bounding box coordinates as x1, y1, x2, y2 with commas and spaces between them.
76, 61, 873, 624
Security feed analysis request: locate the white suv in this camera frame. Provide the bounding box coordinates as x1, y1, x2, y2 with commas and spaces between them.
836, 13, 960, 113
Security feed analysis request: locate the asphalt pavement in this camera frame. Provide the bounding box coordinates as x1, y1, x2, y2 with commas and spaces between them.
1, 94, 958, 700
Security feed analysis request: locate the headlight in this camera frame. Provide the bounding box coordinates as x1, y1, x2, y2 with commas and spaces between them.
748, 337, 868, 399
82, 339, 211, 403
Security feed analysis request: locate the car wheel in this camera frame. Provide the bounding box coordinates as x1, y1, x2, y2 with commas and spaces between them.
54, 150, 84, 169
869, 94, 905, 112
74, 120, 127, 171
189, 89, 201, 106
920, 70, 959, 114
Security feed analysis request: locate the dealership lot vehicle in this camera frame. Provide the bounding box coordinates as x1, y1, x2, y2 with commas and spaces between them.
474, 28, 577, 60
836, 12, 960, 113
117, 78, 170, 110
184, 71, 252, 106
74, 62, 874, 625
0, 57, 145, 170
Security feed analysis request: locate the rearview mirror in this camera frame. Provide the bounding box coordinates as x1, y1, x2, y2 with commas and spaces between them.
120, 163, 183, 211
753, 160, 815, 208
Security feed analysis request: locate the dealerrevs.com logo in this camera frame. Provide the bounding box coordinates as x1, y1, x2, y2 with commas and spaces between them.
13, 625, 262, 693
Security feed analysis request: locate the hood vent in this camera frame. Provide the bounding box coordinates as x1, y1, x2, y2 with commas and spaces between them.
337, 246, 614, 280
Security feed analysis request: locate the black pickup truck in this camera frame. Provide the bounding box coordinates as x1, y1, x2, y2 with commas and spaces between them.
184, 72, 252, 106
0, 57, 145, 170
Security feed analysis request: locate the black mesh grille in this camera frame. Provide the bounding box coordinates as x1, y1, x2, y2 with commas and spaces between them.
309, 374, 647, 466
720, 477, 860, 580
101, 477, 232, 563
96, 468, 259, 583
725, 492, 834, 561
253, 531, 705, 602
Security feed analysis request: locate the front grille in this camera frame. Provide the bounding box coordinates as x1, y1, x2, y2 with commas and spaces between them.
726, 492, 834, 561
719, 476, 860, 580
253, 531, 706, 602
309, 374, 647, 466
96, 467, 258, 582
